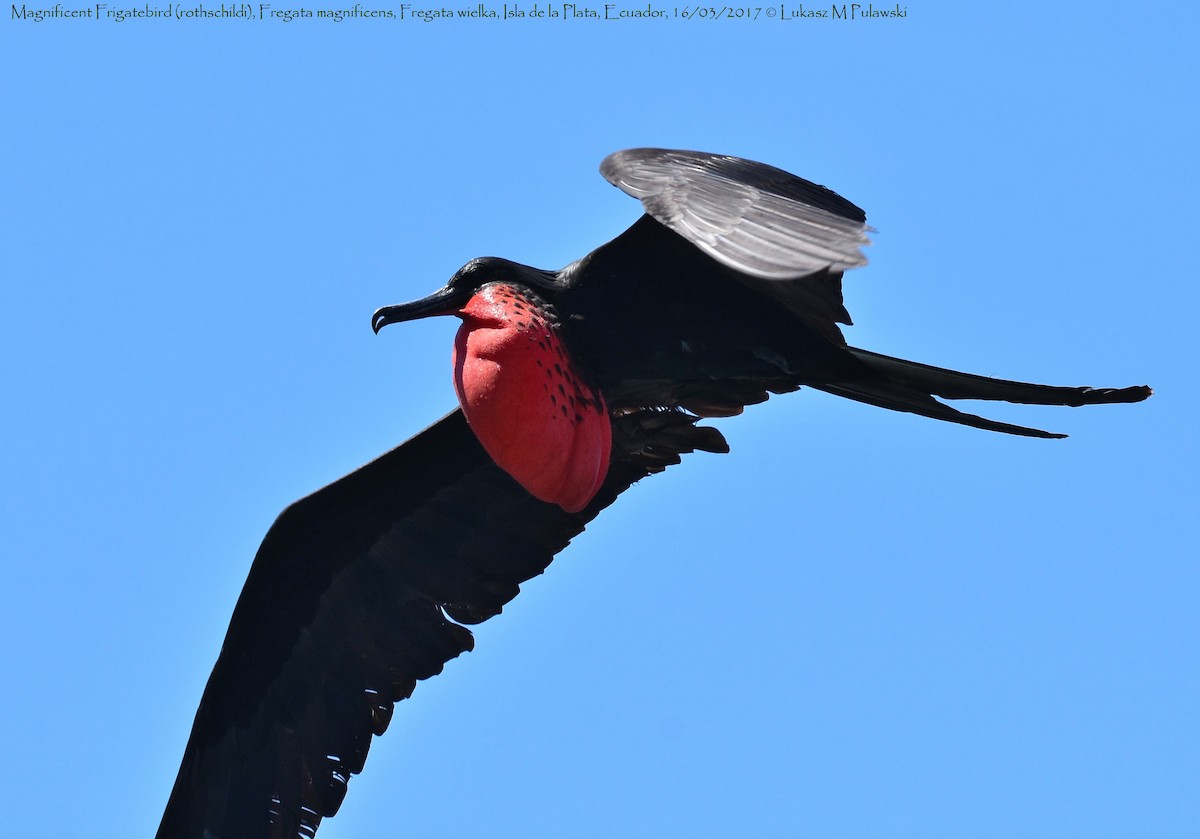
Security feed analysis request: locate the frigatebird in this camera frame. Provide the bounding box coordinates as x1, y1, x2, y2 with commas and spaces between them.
157, 148, 1150, 838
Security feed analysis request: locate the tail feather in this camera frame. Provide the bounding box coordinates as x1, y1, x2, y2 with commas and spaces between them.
812, 382, 1068, 439
848, 347, 1152, 406
816, 348, 1153, 438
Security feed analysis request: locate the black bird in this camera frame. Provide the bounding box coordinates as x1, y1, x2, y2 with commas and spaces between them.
158, 149, 1150, 838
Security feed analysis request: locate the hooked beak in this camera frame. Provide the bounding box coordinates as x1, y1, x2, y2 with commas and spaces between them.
371, 285, 470, 334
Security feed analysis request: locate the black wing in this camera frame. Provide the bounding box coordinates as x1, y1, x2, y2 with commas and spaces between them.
601, 148, 870, 345
600, 148, 870, 279
158, 409, 725, 839
598, 148, 1150, 435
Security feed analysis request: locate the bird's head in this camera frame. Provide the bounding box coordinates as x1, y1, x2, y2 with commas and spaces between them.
372, 258, 611, 514
371, 258, 559, 332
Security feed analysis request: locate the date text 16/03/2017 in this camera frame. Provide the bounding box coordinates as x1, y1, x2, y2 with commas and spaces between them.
395, 3, 907, 20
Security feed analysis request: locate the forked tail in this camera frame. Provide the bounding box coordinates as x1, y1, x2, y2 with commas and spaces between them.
811, 347, 1152, 438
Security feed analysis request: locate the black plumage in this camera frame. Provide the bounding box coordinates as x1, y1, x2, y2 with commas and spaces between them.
159, 149, 1149, 838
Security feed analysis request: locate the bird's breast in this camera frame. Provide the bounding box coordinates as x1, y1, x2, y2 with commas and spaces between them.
453, 284, 610, 513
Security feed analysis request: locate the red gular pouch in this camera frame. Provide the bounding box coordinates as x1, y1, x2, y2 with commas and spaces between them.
452, 284, 611, 513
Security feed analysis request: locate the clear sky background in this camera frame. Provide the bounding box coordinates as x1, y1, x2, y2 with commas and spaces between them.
3, 3, 1196, 837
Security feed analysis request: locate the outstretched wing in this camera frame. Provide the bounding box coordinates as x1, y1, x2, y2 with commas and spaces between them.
599, 148, 1151, 434
600, 148, 870, 344
158, 409, 725, 839
600, 148, 870, 279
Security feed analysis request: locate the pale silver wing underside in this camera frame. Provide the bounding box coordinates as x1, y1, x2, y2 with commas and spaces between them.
600, 148, 870, 280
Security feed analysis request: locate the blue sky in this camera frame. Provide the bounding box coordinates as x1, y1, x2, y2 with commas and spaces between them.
3, 3, 1196, 837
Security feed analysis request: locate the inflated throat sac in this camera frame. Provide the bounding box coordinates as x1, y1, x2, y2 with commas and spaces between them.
452, 285, 611, 513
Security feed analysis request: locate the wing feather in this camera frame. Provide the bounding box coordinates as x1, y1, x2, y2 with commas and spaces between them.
598, 149, 866, 344
600, 148, 870, 280
158, 409, 724, 839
